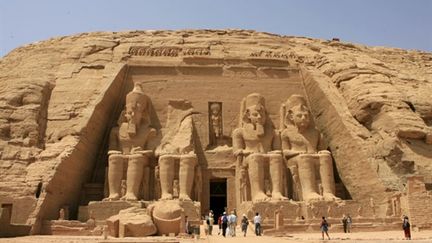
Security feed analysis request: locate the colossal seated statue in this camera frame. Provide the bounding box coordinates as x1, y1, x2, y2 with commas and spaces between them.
280, 95, 338, 202
155, 100, 197, 201
232, 93, 287, 202
105, 82, 157, 201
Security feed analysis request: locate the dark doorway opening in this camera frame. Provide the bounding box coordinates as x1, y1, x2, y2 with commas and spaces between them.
209, 179, 227, 223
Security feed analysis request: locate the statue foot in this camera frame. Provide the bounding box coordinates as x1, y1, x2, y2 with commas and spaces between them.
179, 194, 192, 201
271, 192, 288, 201
103, 193, 121, 201
252, 193, 270, 202
323, 193, 339, 201
161, 193, 173, 200
304, 192, 322, 202
121, 193, 138, 201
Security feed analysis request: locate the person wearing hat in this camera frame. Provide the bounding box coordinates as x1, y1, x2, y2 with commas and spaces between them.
221, 212, 228, 237
229, 211, 237, 236
241, 214, 249, 237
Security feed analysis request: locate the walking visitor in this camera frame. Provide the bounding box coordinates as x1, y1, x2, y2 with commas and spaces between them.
254, 212, 262, 236
320, 216, 330, 240
241, 214, 249, 237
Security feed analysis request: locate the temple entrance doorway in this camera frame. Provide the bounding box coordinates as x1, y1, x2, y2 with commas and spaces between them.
209, 179, 227, 222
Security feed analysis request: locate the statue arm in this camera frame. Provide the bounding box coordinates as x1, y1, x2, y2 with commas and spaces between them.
108, 127, 120, 152
232, 128, 245, 157
281, 131, 300, 159
271, 130, 282, 152
317, 132, 329, 153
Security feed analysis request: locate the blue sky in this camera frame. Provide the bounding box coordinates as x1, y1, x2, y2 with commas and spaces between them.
1, 0, 431, 57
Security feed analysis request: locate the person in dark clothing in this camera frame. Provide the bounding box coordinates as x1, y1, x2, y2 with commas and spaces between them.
342, 215, 348, 233
403, 216, 411, 240
221, 212, 228, 237
320, 216, 330, 240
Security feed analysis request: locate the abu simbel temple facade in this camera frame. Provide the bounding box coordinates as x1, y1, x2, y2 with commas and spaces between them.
0, 30, 431, 237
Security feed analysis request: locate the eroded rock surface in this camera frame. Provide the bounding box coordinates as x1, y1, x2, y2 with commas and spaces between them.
0, 29, 430, 231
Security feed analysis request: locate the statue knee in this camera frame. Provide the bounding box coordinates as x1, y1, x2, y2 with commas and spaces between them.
180, 154, 197, 166
109, 154, 124, 165
129, 153, 149, 167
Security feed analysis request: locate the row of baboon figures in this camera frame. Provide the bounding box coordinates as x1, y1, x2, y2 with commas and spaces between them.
105, 83, 339, 203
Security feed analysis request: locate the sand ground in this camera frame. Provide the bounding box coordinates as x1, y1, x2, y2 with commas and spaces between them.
1, 230, 432, 243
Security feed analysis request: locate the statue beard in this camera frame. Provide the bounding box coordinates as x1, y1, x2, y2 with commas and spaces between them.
245, 122, 265, 137
127, 120, 137, 136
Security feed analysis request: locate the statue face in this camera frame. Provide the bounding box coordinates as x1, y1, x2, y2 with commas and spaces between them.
210, 103, 221, 115
246, 104, 266, 125
124, 99, 147, 135
289, 105, 310, 129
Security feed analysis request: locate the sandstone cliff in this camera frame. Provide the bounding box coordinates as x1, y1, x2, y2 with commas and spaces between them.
0, 30, 431, 231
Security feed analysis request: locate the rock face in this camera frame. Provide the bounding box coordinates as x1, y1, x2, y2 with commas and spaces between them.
106, 207, 156, 237
0, 29, 431, 232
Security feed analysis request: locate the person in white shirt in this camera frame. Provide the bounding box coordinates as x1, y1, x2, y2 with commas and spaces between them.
229, 211, 237, 236
253, 212, 262, 236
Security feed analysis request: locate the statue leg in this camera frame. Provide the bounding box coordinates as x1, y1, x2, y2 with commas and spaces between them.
269, 154, 288, 200
123, 153, 148, 201
297, 154, 321, 202
319, 151, 338, 201
179, 154, 197, 201
106, 154, 124, 200
247, 154, 268, 202
159, 155, 175, 200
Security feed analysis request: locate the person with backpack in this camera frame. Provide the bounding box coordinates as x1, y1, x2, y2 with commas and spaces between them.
320, 216, 330, 240
241, 214, 249, 237
402, 216, 411, 240
221, 212, 228, 237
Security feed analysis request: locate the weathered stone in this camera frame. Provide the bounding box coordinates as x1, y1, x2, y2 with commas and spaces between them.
106, 207, 156, 237
0, 29, 430, 235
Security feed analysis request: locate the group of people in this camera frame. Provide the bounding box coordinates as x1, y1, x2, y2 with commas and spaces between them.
202, 210, 412, 240
204, 210, 263, 237
217, 211, 239, 237
341, 214, 353, 233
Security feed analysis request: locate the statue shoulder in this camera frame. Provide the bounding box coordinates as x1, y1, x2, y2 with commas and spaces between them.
232, 127, 243, 138
280, 126, 296, 138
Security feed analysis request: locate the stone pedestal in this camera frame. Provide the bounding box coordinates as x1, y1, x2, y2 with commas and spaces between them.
78, 200, 146, 223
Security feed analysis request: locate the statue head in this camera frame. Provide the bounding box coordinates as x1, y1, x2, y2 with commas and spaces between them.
282, 95, 311, 130
240, 93, 268, 135
241, 93, 267, 125
124, 82, 151, 135
210, 103, 221, 116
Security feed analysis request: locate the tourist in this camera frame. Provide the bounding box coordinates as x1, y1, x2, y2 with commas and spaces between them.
254, 212, 262, 236
347, 214, 352, 233
342, 214, 348, 233
217, 214, 222, 235
320, 216, 330, 240
229, 211, 237, 236
402, 216, 411, 240
222, 212, 228, 237
185, 216, 190, 234
207, 210, 214, 235
241, 214, 249, 237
